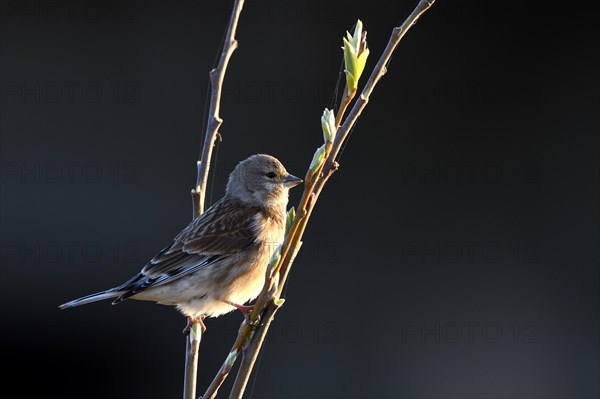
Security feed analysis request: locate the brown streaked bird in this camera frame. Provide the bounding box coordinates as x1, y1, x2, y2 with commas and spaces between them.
59, 154, 302, 330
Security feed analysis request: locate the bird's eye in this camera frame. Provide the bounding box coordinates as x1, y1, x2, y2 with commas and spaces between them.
265, 172, 277, 178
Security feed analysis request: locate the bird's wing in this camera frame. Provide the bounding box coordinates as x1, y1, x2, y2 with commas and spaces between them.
168, 197, 261, 257
112, 198, 261, 301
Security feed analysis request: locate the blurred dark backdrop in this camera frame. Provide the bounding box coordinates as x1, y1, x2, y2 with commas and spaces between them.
1, 1, 598, 398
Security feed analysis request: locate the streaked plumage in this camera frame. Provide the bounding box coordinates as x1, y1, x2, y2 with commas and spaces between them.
59, 154, 302, 319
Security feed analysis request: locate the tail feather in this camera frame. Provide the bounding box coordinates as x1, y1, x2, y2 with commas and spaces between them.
59, 290, 123, 310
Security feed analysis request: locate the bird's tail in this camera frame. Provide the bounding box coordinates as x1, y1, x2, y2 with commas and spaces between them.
59, 290, 123, 310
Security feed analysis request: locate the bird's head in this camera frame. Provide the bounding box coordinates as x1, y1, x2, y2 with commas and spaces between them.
226, 154, 303, 209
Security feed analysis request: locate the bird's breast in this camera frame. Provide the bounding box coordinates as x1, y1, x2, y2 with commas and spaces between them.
254, 211, 286, 251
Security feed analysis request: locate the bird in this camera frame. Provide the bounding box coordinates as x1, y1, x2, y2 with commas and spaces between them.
59, 154, 303, 331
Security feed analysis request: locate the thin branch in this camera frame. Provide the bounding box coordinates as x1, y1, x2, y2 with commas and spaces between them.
202, 322, 247, 398
192, 0, 246, 217
211, 0, 435, 399
184, 1, 246, 399
228, 300, 281, 397
183, 323, 202, 399
228, 242, 302, 397
325, 0, 435, 173
282, 1, 437, 293
335, 87, 355, 128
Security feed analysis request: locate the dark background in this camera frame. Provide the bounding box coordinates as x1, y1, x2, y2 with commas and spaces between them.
1, 1, 598, 398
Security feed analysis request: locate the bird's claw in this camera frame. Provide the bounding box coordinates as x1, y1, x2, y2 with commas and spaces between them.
228, 301, 262, 326
245, 313, 261, 327
183, 316, 206, 335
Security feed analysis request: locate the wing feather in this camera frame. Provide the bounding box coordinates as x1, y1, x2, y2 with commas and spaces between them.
113, 197, 261, 301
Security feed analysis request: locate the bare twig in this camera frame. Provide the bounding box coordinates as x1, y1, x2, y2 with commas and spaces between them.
183, 1, 245, 399
183, 323, 202, 399
202, 322, 246, 398
228, 300, 281, 397
209, 2, 436, 398
192, 0, 245, 217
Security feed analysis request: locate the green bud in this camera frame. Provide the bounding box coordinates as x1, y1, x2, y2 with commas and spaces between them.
355, 48, 370, 85
343, 37, 358, 92
309, 144, 326, 176
353, 20, 363, 49
274, 298, 286, 307
321, 108, 337, 142
285, 207, 296, 235
342, 19, 369, 94
268, 245, 281, 269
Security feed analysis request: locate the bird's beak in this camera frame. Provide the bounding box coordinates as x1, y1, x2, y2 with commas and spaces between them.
283, 174, 303, 188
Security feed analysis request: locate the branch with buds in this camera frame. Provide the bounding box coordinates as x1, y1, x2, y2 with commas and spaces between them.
199, 1, 436, 398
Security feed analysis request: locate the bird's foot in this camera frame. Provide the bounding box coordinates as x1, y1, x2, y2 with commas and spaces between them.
230, 303, 254, 314
183, 316, 207, 335
228, 301, 260, 326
